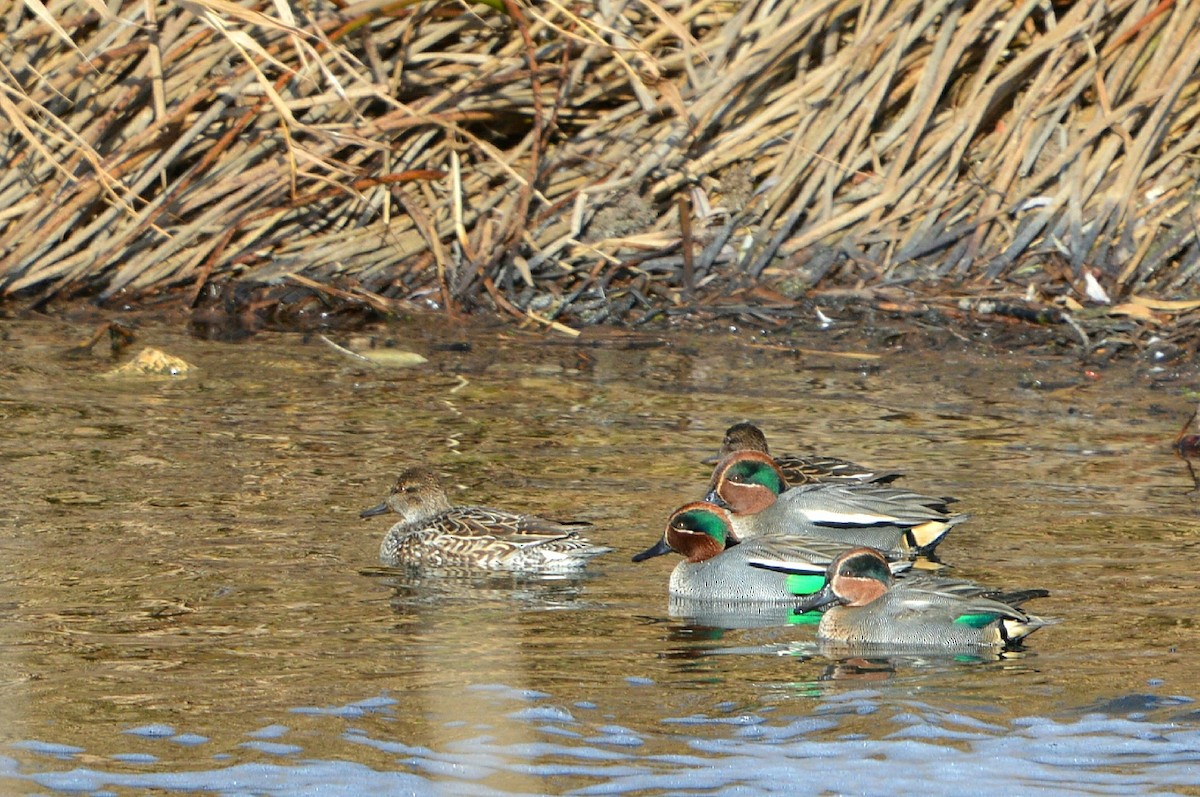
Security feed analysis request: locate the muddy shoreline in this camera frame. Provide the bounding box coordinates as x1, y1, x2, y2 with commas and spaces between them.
11, 285, 1199, 390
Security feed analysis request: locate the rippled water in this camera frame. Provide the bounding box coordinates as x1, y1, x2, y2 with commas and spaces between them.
3, 316, 1200, 795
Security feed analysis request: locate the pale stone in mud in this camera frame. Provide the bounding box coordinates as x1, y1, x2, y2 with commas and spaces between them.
104, 347, 193, 378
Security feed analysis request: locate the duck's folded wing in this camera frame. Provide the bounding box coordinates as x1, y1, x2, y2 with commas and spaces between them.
898, 574, 1050, 606
446, 506, 592, 537
775, 454, 903, 486
894, 583, 1038, 624
783, 484, 956, 526
744, 536, 912, 576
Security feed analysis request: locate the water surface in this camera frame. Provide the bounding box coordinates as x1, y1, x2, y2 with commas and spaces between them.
3, 317, 1199, 795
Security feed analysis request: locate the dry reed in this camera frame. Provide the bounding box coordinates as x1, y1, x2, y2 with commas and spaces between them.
1, 0, 1198, 338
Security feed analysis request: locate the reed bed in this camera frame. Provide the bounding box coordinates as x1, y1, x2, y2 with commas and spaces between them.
2, 0, 1199, 341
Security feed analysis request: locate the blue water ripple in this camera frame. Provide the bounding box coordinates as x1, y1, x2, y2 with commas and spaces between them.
22, 761, 434, 796
466, 684, 552, 701
348, 695, 398, 710
886, 723, 993, 742
738, 717, 839, 742
537, 724, 584, 738
122, 724, 174, 738
662, 714, 765, 726
596, 724, 636, 736
341, 733, 436, 757
240, 741, 304, 756
11, 689, 1200, 797
511, 762, 647, 780
934, 711, 1008, 732
110, 753, 157, 764
446, 739, 632, 763
403, 755, 498, 780
9, 741, 84, 759
290, 704, 366, 718
170, 734, 209, 746
508, 705, 576, 723
247, 724, 289, 739
585, 734, 644, 748
587, 726, 644, 747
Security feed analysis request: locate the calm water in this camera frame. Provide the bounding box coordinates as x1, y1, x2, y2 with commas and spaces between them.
3, 316, 1200, 796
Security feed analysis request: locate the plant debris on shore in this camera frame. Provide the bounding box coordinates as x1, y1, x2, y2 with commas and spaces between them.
2, 0, 1199, 355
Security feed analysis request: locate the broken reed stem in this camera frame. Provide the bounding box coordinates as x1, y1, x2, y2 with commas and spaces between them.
678, 193, 693, 299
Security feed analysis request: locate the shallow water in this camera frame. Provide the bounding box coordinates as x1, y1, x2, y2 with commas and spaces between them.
3, 316, 1200, 796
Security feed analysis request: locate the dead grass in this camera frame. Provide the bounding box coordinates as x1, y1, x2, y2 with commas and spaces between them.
1, 0, 1198, 336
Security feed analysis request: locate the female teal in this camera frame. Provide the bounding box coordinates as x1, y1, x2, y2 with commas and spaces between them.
709, 422, 901, 486
361, 467, 611, 572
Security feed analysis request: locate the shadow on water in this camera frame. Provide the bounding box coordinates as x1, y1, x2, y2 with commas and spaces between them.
3, 316, 1200, 795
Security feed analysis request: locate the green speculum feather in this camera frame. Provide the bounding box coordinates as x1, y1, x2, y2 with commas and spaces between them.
785, 574, 826, 596
789, 610, 822, 625
953, 613, 999, 628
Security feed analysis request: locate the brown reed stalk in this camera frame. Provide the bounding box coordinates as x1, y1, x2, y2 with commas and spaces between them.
0, 0, 1197, 333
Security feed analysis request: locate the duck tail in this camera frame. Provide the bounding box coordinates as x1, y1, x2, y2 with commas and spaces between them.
905, 512, 971, 554
992, 588, 1050, 608
1000, 613, 1055, 644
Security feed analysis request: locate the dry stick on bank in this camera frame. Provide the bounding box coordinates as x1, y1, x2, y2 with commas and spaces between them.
1, 0, 1199, 349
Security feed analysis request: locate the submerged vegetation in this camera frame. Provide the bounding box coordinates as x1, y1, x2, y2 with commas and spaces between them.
1, 0, 1199, 350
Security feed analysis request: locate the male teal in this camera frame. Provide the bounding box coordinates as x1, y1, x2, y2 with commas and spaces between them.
632, 502, 910, 602
706, 451, 965, 554
793, 548, 1052, 649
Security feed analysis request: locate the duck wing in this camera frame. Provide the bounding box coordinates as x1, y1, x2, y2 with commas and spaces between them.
891, 578, 1046, 624
438, 506, 592, 539
775, 454, 903, 486
780, 483, 957, 526
744, 535, 913, 576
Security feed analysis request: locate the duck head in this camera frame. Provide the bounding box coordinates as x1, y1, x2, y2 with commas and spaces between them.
719, 422, 771, 457
360, 467, 453, 523
791, 547, 893, 612
705, 450, 787, 514
702, 421, 772, 466
632, 502, 735, 564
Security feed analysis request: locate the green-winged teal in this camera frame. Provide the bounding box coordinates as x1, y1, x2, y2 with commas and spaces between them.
632, 502, 911, 602
360, 467, 611, 572
794, 548, 1051, 648
707, 422, 902, 486
706, 450, 965, 554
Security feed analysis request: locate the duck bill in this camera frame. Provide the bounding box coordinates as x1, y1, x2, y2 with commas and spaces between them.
632, 537, 674, 562
359, 501, 390, 519
792, 583, 843, 614
704, 488, 729, 508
